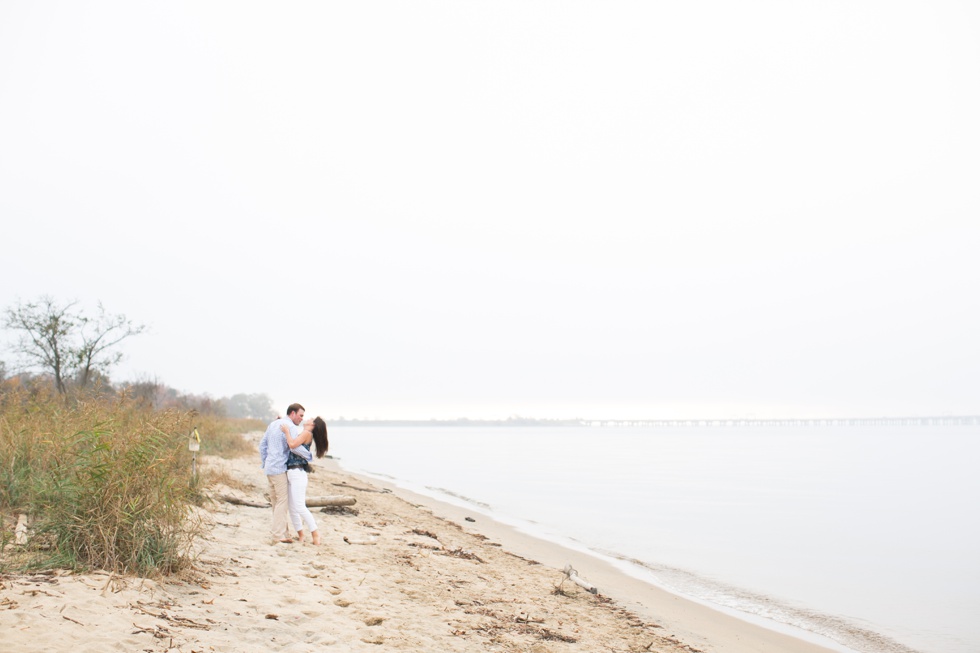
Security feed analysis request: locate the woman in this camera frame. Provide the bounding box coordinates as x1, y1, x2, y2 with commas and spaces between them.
280, 416, 329, 544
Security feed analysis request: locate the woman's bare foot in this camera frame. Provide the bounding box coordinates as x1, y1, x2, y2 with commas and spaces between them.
312, 531, 321, 546
277, 538, 293, 544
297, 530, 305, 543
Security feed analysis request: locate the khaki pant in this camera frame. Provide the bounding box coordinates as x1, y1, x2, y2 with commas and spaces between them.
267, 472, 290, 540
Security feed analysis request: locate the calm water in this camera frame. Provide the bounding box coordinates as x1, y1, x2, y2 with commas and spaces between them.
331, 426, 980, 653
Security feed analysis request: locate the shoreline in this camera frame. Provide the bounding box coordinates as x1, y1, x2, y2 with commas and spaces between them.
1, 442, 853, 652
329, 459, 847, 653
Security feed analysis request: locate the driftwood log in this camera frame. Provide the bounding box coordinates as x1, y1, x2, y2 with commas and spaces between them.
305, 495, 357, 507
218, 494, 269, 508
219, 494, 356, 508
563, 564, 598, 594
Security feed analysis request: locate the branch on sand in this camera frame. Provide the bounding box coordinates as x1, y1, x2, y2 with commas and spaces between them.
218, 494, 356, 508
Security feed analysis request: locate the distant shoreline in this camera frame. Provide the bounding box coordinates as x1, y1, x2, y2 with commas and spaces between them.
333, 417, 587, 427
330, 416, 980, 427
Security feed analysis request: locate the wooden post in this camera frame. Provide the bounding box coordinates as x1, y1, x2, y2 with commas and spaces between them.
188, 428, 201, 480
15, 514, 29, 546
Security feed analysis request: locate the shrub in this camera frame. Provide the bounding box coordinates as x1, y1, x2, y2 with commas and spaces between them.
0, 390, 205, 574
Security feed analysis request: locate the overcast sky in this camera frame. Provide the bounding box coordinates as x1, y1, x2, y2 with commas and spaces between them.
1, 2, 978, 420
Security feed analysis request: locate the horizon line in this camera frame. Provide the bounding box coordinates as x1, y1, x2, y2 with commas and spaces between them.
327, 414, 980, 423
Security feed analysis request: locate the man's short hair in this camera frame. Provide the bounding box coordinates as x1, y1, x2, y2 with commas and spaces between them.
286, 403, 305, 416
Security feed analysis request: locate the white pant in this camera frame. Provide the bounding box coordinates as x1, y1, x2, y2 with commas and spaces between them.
287, 468, 318, 534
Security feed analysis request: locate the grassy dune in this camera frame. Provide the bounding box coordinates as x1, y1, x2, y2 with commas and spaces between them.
0, 389, 260, 575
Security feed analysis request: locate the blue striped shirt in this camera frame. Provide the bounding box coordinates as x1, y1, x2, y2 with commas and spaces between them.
259, 418, 293, 476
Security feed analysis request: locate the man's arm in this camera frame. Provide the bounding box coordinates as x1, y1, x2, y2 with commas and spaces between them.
259, 430, 269, 467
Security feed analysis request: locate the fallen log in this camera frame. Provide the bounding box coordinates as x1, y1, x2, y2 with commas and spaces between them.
306, 495, 357, 507
219, 494, 269, 508
218, 494, 356, 508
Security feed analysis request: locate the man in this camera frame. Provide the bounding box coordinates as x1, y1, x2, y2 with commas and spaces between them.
259, 403, 305, 543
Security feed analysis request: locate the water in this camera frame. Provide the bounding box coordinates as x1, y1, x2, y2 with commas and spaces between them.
330, 425, 980, 653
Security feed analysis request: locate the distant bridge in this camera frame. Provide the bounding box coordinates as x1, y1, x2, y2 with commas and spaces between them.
587, 416, 980, 428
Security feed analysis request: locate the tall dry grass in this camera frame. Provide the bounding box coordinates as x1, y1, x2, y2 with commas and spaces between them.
194, 416, 262, 458
0, 389, 221, 575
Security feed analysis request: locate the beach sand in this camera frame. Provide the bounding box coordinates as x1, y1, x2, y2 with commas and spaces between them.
1, 434, 840, 653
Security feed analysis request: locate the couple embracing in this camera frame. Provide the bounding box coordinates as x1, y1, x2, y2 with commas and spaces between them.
259, 403, 329, 544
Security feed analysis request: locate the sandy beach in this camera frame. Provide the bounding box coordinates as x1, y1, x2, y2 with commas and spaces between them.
1, 433, 841, 653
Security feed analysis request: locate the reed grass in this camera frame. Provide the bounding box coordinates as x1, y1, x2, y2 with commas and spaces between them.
193, 416, 262, 458
0, 389, 234, 575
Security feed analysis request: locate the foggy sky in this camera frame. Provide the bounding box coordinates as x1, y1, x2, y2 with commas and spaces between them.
2, 2, 978, 419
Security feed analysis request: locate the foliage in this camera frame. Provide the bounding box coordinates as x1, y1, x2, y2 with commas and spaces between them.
190, 414, 261, 459
2, 296, 144, 395
222, 392, 275, 421
0, 298, 271, 574
0, 390, 204, 574
116, 376, 227, 416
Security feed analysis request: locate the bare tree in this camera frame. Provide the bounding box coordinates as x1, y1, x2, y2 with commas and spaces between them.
75, 303, 146, 388
3, 296, 145, 394
3, 297, 77, 394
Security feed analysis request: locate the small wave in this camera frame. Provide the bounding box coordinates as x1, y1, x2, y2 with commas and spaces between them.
361, 470, 397, 480
425, 486, 492, 509
598, 551, 922, 653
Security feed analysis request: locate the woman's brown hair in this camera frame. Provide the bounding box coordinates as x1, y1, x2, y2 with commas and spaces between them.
312, 416, 328, 458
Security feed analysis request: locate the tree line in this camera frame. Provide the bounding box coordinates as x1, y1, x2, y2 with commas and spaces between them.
1, 296, 274, 420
